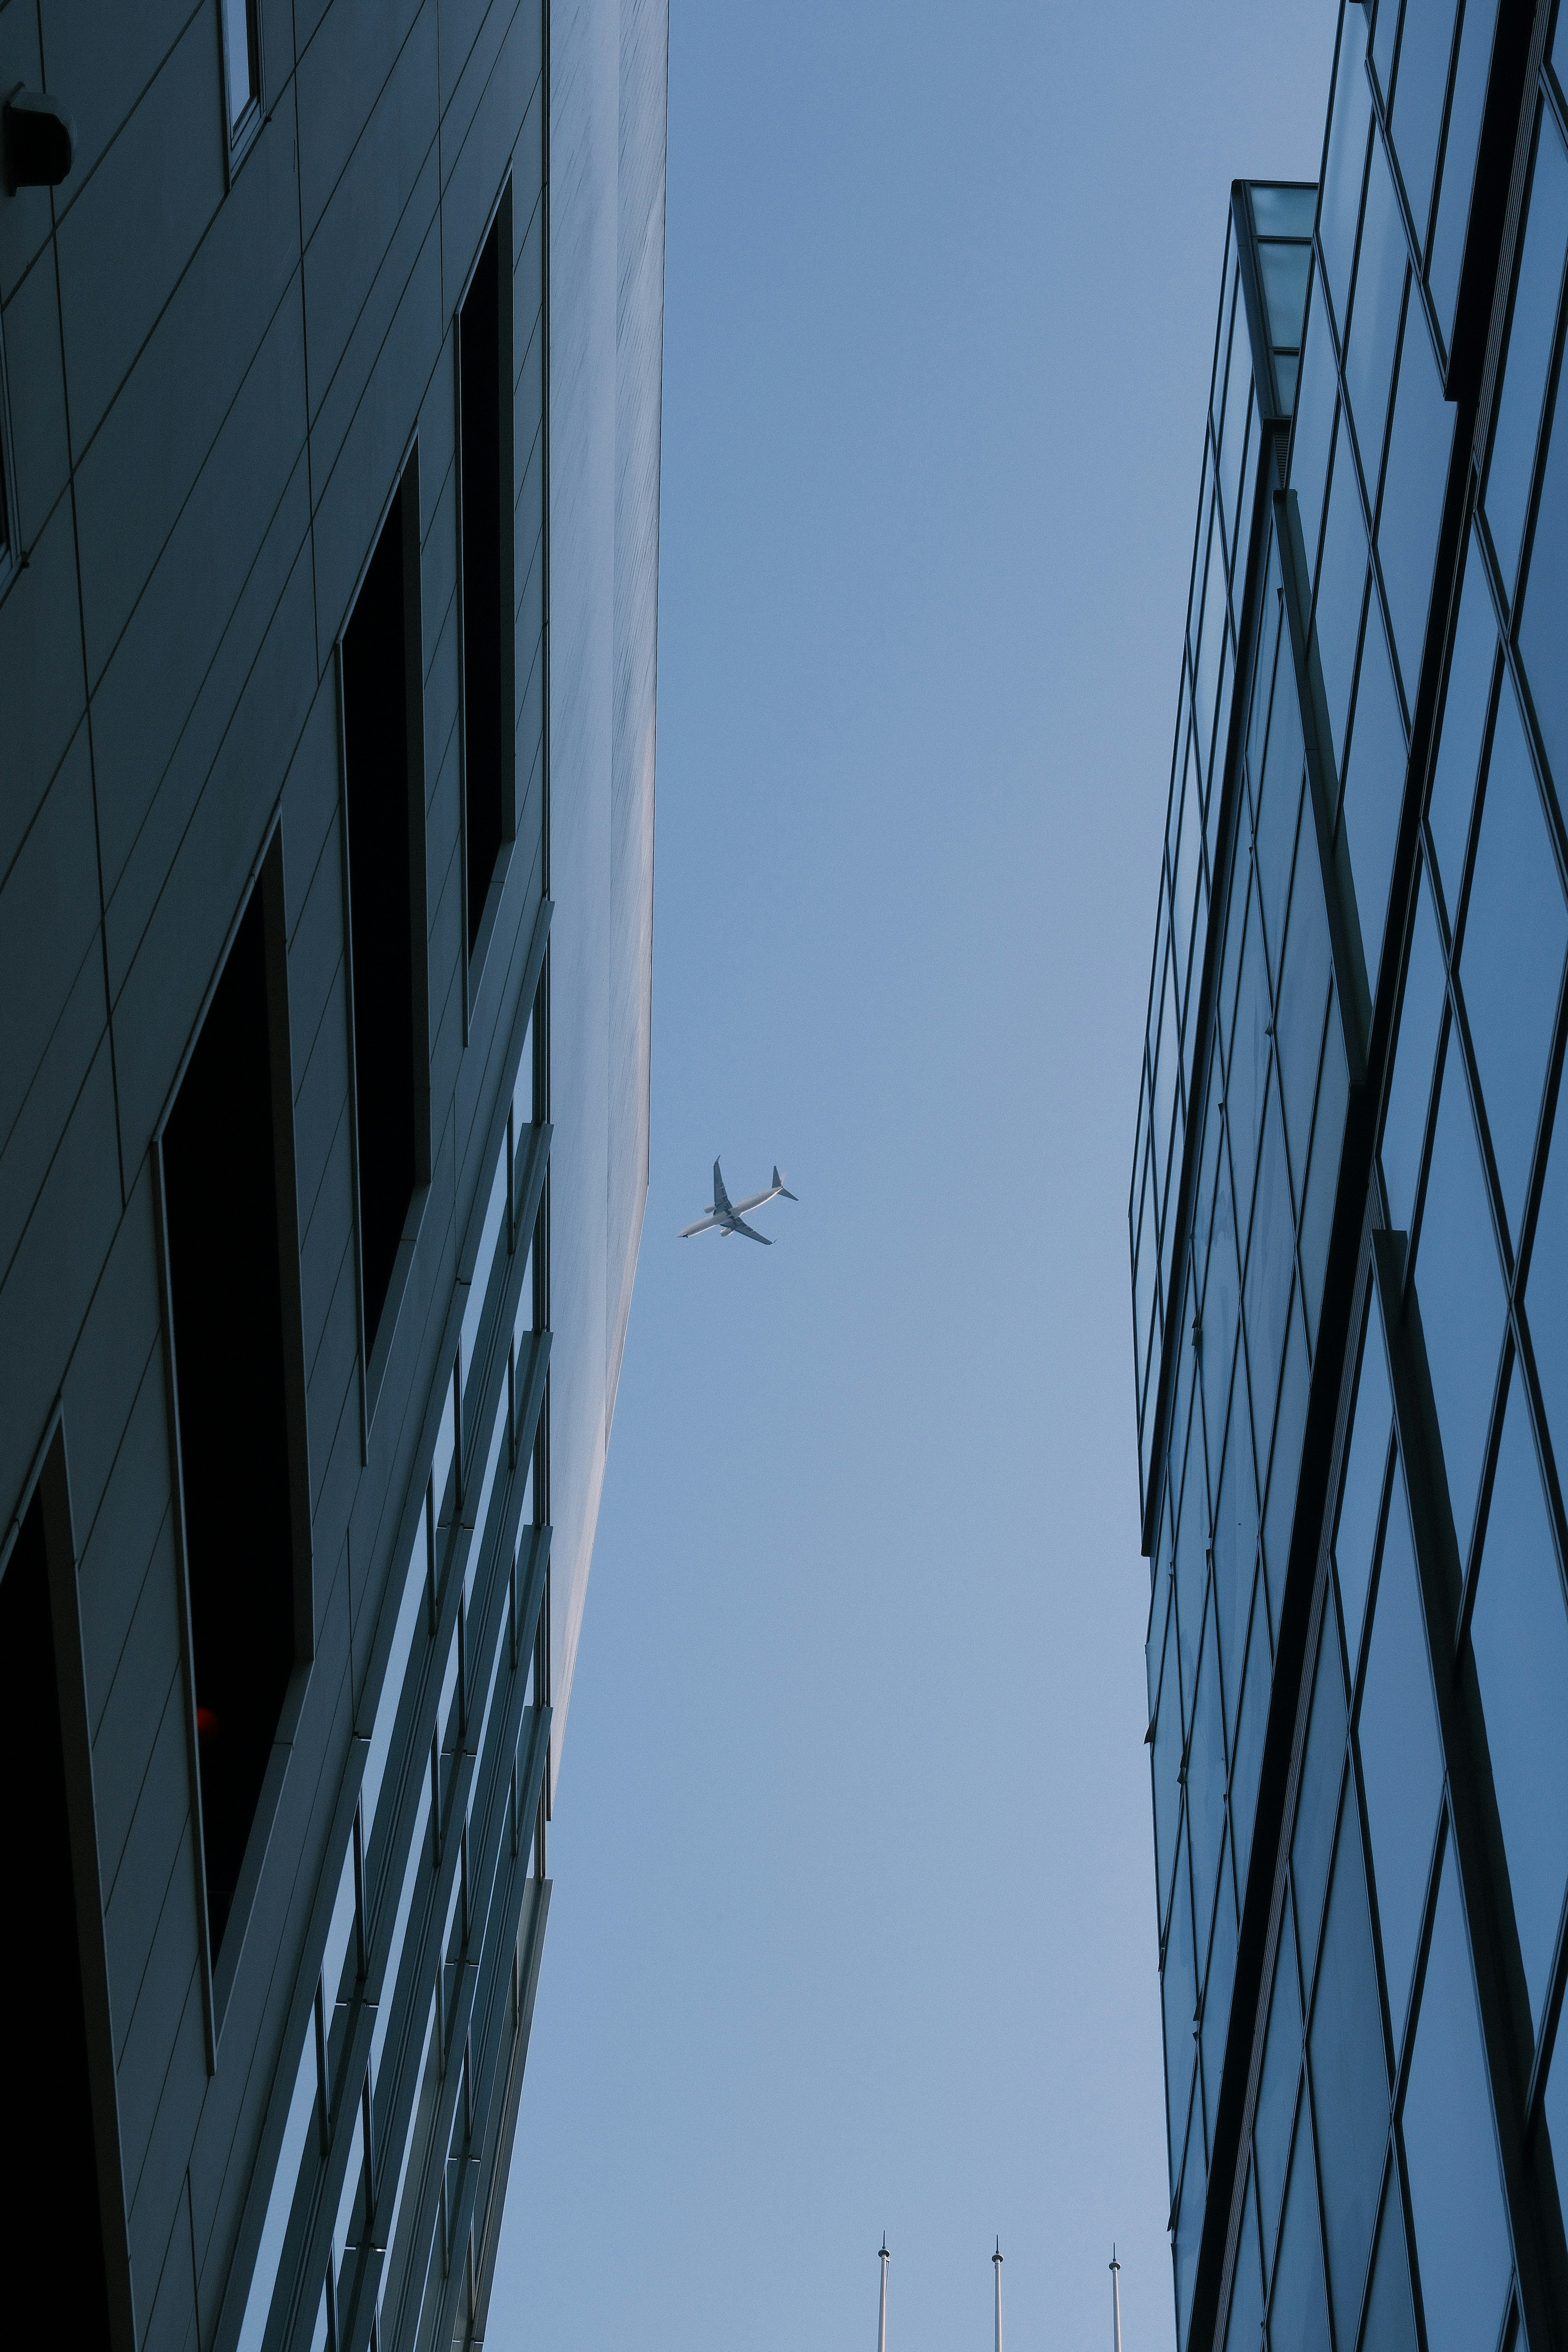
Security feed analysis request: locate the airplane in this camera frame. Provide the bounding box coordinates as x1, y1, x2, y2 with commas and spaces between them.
679, 1159, 797, 1245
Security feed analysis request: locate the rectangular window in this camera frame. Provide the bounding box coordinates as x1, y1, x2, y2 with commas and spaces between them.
458, 192, 515, 962
1, 1473, 115, 2339
220, 0, 259, 141
342, 458, 428, 1361
162, 875, 300, 1959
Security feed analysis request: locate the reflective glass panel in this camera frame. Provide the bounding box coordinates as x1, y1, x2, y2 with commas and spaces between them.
1461, 679, 1567, 1244
1154, 1579, 1183, 1927
1263, 1301, 1309, 1635
1322, 10, 1374, 334
1401, 1843, 1513, 2352
1175, 2080, 1205, 2345
222, 0, 256, 130
1261, 243, 1314, 350
1469, 1376, 1568, 2029
1340, 601, 1408, 980
1345, 143, 1408, 480
1316, 444, 1370, 780
1415, 1047, 1508, 1557
1425, 535, 1497, 919
1389, 0, 1459, 246
1269, 2102, 1332, 2352
1335, 1302, 1394, 1677
1378, 306, 1454, 698
1357, 1475, 1443, 2038
1485, 110, 1568, 601
1202, 1830, 1239, 2116
1301, 1017, 1347, 1345
1293, 1616, 1349, 1988
1290, 306, 1338, 568
1165, 1817, 1199, 2166
1430, 0, 1501, 341
1528, 1102, 1568, 1475
1360, 2173, 1419, 2352
1189, 1597, 1228, 1962
1310, 1794, 1390, 2352
1227, 2172, 1265, 2352
1213, 1402, 1257, 1726
1232, 1577, 1272, 1880
1253, 186, 1319, 238
1381, 869, 1445, 1235
1372, 0, 1400, 96
1276, 870, 1331, 1196
1519, 323, 1568, 802
1256, 1895, 1302, 2274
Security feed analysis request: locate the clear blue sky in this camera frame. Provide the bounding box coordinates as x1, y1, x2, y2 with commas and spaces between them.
493, 9, 1331, 2352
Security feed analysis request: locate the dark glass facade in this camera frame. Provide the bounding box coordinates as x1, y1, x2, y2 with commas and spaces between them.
0, 3, 665, 2348
1132, 9, 1568, 2352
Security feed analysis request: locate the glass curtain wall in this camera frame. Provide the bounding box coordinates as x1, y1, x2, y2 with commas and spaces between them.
1132, 9, 1568, 2352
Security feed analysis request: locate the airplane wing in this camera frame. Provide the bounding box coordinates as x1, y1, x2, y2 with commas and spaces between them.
679, 1214, 720, 1238
713, 1159, 733, 1218
727, 1214, 773, 1245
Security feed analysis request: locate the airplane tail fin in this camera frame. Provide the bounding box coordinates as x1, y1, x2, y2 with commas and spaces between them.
773, 1165, 798, 1201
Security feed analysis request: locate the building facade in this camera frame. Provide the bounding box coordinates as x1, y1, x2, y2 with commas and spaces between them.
0, 1, 664, 2347
1131, 7, 1568, 2352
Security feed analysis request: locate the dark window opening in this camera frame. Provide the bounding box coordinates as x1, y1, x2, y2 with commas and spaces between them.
163, 885, 296, 1956
0, 1486, 112, 2341
343, 476, 421, 1351
460, 205, 510, 954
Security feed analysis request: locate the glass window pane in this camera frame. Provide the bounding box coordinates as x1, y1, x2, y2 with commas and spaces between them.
1269, 2100, 1332, 2352
1264, 1297, 1310, 1633
1165, 1814, 1199, 2156
1469, 1375, 1568, 2029
1202, 1828, 1239, 2115
1154, 1577, 1184, 1929
1357, 1474, 1443, 2038
1256, 1893, 1303, 2275
222, 0, 256, 129
1245, 1091, 1295, 1417
1309, 1794, 1391, 2352
1460, 679, 1568, 1243
1415, 1045, 1508, 1556
1213, 1396, 1256, 1723
1276, 871, 1331, 1198
1189, 1597, 1227, 1962
1175, 2078, 1205, 2345
1401, 1843, 1513, 2352
1485, 111, 1568, 601
1372, 0, 1400, 96
1345, 142, 1408, 479
1220, 319, 1254, 559
1339, 600, 1408, 980
1301, 1007, 1350, 1345
1232, 1568, 1272, 1880
1315, 437, 1369, 777
1254, 186, 1320, 238
1290, 298, 1338, 569
1322, 11, 1374, 335
1293, 1615, 1349, 1989
1227, 2170, 1266, 2352
1360, 2172, 1420, 2352
1378, 305, 1454, 697
1381, 868, 1446, 1235
1335, 1303, 1394, 1679
1389, 0, 1459, 247
1430, 0, 1501, 341
1425, 534, 1497, 919
1519, 318, 1568, 805
1528, 1100, 1568, 1476
1261, 242, 1314, 350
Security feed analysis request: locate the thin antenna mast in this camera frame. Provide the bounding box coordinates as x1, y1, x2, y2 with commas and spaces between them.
1111, 2245, 1123, 2352
993, 2240, 1004, 2352
878, 2238, 890, 2352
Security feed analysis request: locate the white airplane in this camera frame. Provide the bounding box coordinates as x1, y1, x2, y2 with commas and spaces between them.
680, 1159, 797, 1245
